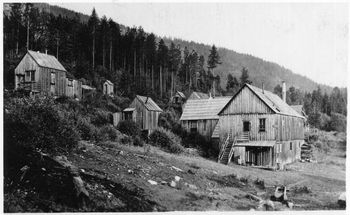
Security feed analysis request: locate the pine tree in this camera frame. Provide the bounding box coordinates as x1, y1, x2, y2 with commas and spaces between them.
207, 45, 221, 96
240, 67, 252, 86
88, 8, 99, 70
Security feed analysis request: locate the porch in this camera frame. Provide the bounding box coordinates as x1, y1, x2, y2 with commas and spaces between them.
233, 141, 276, 167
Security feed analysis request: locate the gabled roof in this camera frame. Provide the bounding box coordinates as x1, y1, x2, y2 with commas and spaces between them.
27, 50, 66, 72
176, 91, 186, 98
180, 97, 231, 121
104, 80, 113, 86
291, 105, 307, 117
219, 84, 304, 119
136, 95, 163, 112
188, 91, 210, 100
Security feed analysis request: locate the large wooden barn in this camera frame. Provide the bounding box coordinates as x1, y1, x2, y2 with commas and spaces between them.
15, 50, 67, 97
117, 95, 163, 134
180, 96, 231, 139
217, 83, 305, 169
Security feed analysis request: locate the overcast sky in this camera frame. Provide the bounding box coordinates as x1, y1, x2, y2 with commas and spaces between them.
56, 2, 348, 87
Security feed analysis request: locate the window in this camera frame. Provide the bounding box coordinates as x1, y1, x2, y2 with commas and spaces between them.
51, 72, 56, 85
190, 120, 197, 133
68, 79, 73, 87
290, 142, 293, 150
259, 118, 266, 132
25, 70, 35, 82
203, 120, 207, 131
124, 111, 133, 121
276, 143, 282, 153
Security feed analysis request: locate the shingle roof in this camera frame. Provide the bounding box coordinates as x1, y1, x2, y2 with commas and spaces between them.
220, 84, 304, 118
188, 91, 210, 100
28, 50, 66, 71
180, 97, 231, 120
136, 95, 163, 112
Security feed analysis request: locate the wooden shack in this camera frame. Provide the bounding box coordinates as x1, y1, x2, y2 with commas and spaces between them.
103, 80, 114, 96
187, 91, 210, 100
172, 91, 186, 105
65, 73, 82, 100
217, 83, 305, 168
180, 96, 231, 139
122, 95, 163, 133
15, 50, 66, 96
291, 105, 309, 132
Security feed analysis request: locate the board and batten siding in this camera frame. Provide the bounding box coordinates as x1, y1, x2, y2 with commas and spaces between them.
129, 98, 161, 131
220, 87, 274, 115
276, 115, 304, 141
219, 114, 276, 141
15, 53, 66, 96
181, 119, 218, 139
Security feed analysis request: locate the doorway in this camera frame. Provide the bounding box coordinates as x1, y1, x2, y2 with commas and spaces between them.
243, 121, 250, 132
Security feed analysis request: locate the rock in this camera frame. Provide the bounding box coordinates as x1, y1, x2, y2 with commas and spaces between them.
160, 181, 167, 185
148, 180, 158, 185
119, 151, 124, 155
171, 166, 184, 172
258, 200, 274, 211
187, 183, 198, 190
169, 181, 176, 188
187, 169, 195, 174
338, 192, 346, 208
174, 176, 181, 182
72, 176, 89, 198
128, 169, 134, 174
287, 202, 293, 209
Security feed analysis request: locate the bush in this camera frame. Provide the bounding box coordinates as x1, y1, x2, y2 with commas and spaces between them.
133, 136, 144, 147
90, 108, 113, 126
99, 124, 121, 141
149, 128, 184, 153
120, 136, 133, 145
329, 112, 346, 132
76, 117, 100, 141
4, 97, 80, 155
117, 120, 140, 137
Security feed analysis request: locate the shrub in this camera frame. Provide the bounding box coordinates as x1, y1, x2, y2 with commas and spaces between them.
99, 124, 121, 141
90, 108, 113, 126
117, 120, 140, 137
133, 136, 144, 147
254, 178, 265, 189
76, 117, 99, 141
329, 112, 346, 132
4, 97, 80, 155
120, 136, 133, 145
149, 128, 184, 153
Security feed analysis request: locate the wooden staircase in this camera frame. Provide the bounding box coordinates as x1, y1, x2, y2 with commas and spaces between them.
218, 133, 237, 165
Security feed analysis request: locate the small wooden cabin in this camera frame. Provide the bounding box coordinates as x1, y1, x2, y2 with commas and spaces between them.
188, 91, 210, 100
172, 91, 186, 105
15, 50, 66, 96
122, 95, 163, 133
180, 97, 231, 139
291, 105, 309, 132
217, 83, 305, 168
103, 80, 114, 96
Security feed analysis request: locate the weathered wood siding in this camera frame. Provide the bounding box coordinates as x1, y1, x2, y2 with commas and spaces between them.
219, 114, 276, 141
275, 140, 303, 167
220, 87, 274, 115
113, 112, 122, 126
103, 82, 114, 95
66, 79, 82, 99
181, 119, 218, 139
276, 115, 304, 141
15, 53, 66, 96
129, 98, 161, 131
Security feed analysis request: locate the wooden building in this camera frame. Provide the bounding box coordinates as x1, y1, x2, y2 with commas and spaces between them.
172, 91, 186, 105
217, 83, 305, 169
103, 80, 114, 96
188, 91, 210, 100
180, 96, 231, 139
291, 105, 309, 132
15, 50, 67, 97
65, 73, 82, 100
120, 95, 163, 133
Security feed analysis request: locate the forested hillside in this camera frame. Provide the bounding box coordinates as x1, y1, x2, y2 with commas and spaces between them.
3, 3, 347, 131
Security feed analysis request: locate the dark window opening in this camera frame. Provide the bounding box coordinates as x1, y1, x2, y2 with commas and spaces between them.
243, 121, 250, 132
124, 112, 133, 121
259, 118, 266, 132
190, 120, 197, 133
203, 120, 207, 131
290, 142, 293, 150
25, 70, 35, 82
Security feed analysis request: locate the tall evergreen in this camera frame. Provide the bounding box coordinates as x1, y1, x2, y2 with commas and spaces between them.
207, 45, 221, 96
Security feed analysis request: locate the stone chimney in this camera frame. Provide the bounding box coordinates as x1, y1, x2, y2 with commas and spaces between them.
282, 81, 286, 102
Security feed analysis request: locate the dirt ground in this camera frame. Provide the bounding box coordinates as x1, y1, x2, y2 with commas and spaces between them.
4, 132, 346, 212
66, 138, 345, 211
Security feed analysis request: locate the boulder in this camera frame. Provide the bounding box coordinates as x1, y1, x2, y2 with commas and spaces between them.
174, 176, 181, 182
148, 180, 158, 185
338, 192, 346, 208
169, 181, 176, 188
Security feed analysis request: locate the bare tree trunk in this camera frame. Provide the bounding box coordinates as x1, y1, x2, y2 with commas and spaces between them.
160, 65, 163, 98
92, 26, 95, 69
26, 18, 29, 50
16, 23, 19, 55
134, 51, 136, 82
151, 65, 154, 91
212, 69, 215, 97
109, 40, 112, 71
171, 67, 173, 98
56, 39, 59, 60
